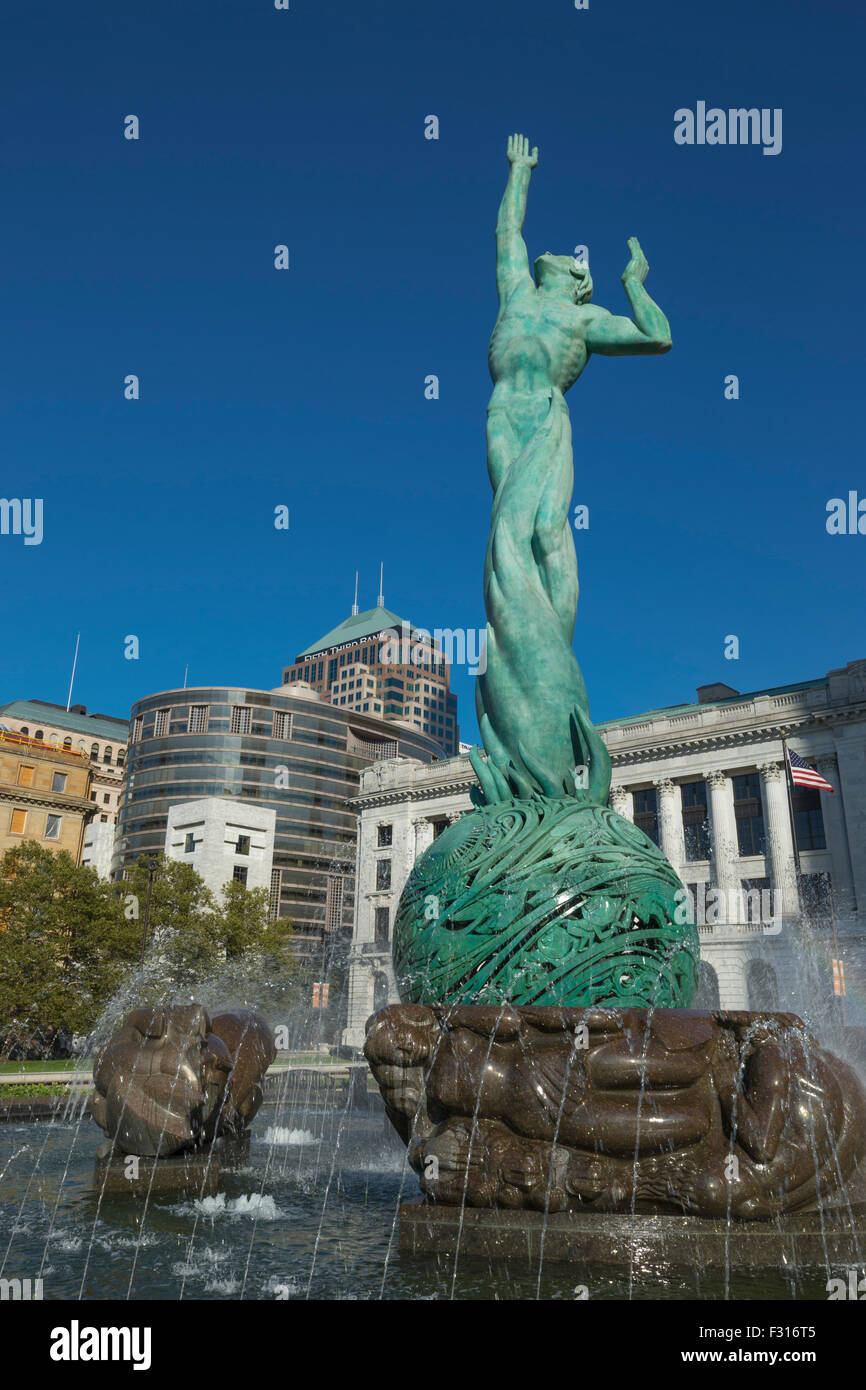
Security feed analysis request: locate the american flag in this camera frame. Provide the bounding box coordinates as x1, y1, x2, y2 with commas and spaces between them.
787, 748, 835, 793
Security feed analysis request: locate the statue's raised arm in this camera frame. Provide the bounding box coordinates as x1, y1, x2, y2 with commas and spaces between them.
495, 133, 538, 302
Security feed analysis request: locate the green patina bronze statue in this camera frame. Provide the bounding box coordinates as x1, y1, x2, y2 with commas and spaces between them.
393, 135, 698, 1009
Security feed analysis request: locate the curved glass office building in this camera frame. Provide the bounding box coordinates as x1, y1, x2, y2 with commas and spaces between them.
112, 685, 443, 951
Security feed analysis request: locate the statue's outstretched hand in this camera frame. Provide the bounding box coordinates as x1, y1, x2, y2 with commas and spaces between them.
507, 133, 538, 168
622, 237, 649, 286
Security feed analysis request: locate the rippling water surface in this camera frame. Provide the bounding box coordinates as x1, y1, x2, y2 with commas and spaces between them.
0, 1108, 834, 1300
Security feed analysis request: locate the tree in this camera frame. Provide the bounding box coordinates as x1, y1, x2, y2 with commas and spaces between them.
0, 841, 139, 1054
205, 877, 303, 1017
126, 853, 220, 995
215, 880, 273, 959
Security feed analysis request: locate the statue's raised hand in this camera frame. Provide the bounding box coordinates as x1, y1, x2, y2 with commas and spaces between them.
622, 237, 649, 286
507, 133, 538, 168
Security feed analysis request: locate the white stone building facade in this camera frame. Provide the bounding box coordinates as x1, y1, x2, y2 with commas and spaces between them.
82, 820, 116, 879
164, 798, 276, 902
342, 660, 866, 1049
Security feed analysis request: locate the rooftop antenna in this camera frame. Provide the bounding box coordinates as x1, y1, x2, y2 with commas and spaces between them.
351, 571, 359, 616
183, 664, 189, 689
376, 561, 385, 609
65, 632, 81, 712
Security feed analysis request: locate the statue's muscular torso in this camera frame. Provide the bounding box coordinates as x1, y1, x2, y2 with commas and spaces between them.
489, 282, 591, 402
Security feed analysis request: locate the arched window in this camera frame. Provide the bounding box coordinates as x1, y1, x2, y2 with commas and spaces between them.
117, 749, 125, 766
91, 743, 99, 760
694, 961, 721, 1010
34, 730, 43, 740
373, 973, 390, 1011
77, 740, 86, 751
20, 727, 29, 736
103, 747, 112, 763
63, 737, 72, 749
746, 960, 779, 1012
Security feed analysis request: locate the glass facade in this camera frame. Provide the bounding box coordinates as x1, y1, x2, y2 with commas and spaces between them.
113, 687, 442, 949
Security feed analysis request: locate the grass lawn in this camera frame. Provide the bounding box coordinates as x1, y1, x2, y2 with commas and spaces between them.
0, 1082, 90, 1098
1, 1053, 341, 1075
0, 1060, 87, 1074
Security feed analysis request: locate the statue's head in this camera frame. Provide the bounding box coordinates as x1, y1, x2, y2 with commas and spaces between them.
534, 252, 593, 304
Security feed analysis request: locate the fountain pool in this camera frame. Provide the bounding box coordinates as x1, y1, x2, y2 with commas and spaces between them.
0, 1101, 846, 1301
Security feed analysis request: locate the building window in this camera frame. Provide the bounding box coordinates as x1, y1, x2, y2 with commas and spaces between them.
376, 859, 392, 890
793, 783, 826, 851
693, 961, 721, 1009
103, 747, 112, 763
52, 772, 68, 793
19, 727, 28, 736
325, 874, 345, 931
733, 773, 765, 856
62, 737, 72, 750
117, 749, 125, 766
102, 793, 110, 804
188, 705, 209, 734
272, 710, 288, 740
232, 865, 248, 886
153, 709, 169, 738
738, 877, 770, 923
633, 789, 660, 846
132, 716, 143, 744
374, 907, 390, 945
230, 706, 251, 735
184, 833, 195, 853
44, 815, 61, 840
800, 871, 833, 928
34, 730, 43, 741
236, 834, 251, 855
681, 780, 710, 860
377, 824, 393, 847
746, 960, 779, 1012
17, 765, 35, 788
10, 809, 27, 835
100, 814, 108, 823
269, 868, 282, 919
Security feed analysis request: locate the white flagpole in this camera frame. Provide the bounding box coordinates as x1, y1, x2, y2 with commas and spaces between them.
66, 633, 81, 712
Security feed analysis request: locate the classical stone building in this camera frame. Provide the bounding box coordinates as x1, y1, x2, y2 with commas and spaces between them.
342, 660, 866, 1048
0, 729, 94, 863
0, 699, 129, 848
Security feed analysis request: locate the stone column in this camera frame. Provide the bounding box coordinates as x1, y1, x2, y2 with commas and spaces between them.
413, 817, 434, 860
835, 736, 866, 924
817, 754, 857, 920
655, 778, 686, 876
610, 785, 633, 822
706, 770, 739, 898
759, 762, 800, 920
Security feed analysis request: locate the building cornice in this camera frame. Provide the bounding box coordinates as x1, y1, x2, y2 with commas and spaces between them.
605, 712, 862, 768
0, 787, 95, 815
350, 777, 477, 812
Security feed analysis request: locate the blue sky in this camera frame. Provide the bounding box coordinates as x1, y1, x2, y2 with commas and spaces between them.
2, 0, 863, 742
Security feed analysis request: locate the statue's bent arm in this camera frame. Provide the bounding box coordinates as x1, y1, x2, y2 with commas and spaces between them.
581, 303, 673, 357
582, 238, 672, 356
